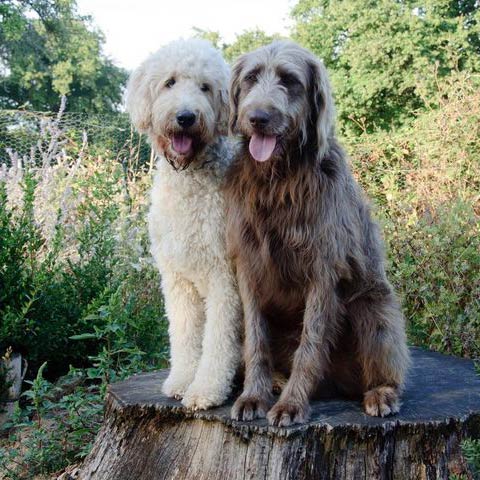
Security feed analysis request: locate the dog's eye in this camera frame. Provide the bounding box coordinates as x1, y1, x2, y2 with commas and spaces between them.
244, 72, 258, 83
200, 83, 210, 92
165, 78, 176, 88
279, 73, 300, 88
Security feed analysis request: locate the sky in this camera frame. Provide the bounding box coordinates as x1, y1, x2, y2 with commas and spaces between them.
76, 0, 295, 71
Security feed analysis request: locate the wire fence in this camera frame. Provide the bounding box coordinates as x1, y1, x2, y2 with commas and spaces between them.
0, 103, 153, 170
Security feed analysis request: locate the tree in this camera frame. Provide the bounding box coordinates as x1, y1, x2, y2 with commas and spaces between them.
192, 27, 223, 50
194, 27, 282, 63
292, 0, 480, 134
0, 0, 127, 113
223, 29, 282, 62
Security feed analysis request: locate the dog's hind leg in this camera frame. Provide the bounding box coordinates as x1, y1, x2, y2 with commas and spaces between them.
348, 287, 410, 417
161, 272, 205, 399
182, 269, 242, 410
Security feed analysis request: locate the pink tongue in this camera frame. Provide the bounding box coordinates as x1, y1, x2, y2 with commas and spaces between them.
172, 134, 193, 154
249, 134, 277, 162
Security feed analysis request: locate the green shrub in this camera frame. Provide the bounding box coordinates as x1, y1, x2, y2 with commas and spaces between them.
0, 107, 166, 379
348, 72, 480, 358
0, 103, 168, 476
0, 275, 168, 478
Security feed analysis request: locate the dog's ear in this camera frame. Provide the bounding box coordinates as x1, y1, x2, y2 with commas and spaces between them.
307, 58, 335, 160
125, 63, 152, 133
215, 86, 230, 136
229, 56, 245, 135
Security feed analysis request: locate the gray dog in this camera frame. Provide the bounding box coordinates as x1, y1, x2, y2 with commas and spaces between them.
224, 40, 410, 427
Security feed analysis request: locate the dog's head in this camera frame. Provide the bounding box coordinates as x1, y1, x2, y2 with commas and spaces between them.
229, 40, 334, 164
126, 38, 229, 169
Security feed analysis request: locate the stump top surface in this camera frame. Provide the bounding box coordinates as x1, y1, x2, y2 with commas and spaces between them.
108, 347, 480, 432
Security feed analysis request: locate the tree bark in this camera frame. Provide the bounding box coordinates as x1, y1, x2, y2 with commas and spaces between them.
79, 348, 480, 480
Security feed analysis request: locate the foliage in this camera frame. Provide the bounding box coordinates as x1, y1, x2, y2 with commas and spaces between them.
0, 103, 166, 380
192, 27, 224, 50
0, 0, 127, 113
0, 281, 167, 478
348, 72, 480, 358
462, 439, 480, 478
222, 29, 283, 63
194, 27, 282, 63
292, 0, 480, 134
0, 293, 167, 479
4, 362, 77, 476
0, 102, 167, 478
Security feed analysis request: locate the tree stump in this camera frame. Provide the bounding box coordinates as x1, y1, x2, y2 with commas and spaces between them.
79, 348, 480, 479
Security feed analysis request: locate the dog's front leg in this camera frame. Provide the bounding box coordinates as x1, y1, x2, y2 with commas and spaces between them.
231, 267, 274, 421
161, 272, 205, 399
182, 270, 242, 410
267, 282, 342, 427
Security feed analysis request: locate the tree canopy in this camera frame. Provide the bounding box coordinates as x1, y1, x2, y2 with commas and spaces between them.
292, 0, 480, 133
0, 0, 127, 113
194, 28, 282, 63
223, 29, 282, 62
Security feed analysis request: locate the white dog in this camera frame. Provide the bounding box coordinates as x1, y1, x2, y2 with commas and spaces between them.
126, 39, 241, 410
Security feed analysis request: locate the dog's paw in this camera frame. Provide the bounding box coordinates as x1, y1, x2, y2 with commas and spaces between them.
162, 374, 193, 400
231, 394, 272, 421
267, 400, 311, 427
363, 386, 400, 417
181, 383, 227, 411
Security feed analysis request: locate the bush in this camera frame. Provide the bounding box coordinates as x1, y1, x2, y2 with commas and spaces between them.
0, 270, 168, 478
0, 102, 166, 379
348, 72, 480, 358
0, 102, 168, 478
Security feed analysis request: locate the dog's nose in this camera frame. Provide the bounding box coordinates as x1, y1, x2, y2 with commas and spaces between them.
249, 110, 271, 128
176, 110, 196, 128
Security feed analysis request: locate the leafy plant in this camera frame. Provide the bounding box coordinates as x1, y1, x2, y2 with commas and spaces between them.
462, 439, 480, 479
0, 361, 101, 478
0, 284, 167, 479
0, 103, 166, 379
348, 72, 480, 358
0, 107, 167, 475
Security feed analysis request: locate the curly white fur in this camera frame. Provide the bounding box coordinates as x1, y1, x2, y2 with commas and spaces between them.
126, 38, 242, 410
